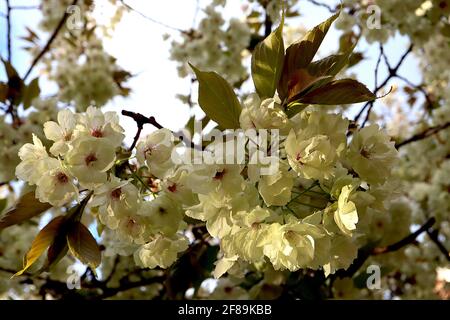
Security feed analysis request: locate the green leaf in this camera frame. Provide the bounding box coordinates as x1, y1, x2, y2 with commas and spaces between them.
14, 216, 66, 276
286, 102, 309, 118
185, 115, 210, 137
295, 79, 376, 105
251, 14, 284, 99
67, 222, 101, 269
22, 77, 40, 109
0, 191, 52, 230
0, 198, 7, 213
278, 12, 340, 100
190, 64, 242, 129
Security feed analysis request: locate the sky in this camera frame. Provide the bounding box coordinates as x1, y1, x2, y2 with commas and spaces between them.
0, 0, 422, 146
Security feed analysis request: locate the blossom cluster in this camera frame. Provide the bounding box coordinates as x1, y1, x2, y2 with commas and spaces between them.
168, 1, 251, 86
0, 97, 59, 182
36, 0, 129, 111
15, 94, 400, 279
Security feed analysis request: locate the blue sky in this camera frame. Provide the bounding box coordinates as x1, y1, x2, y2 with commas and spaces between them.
0, 0, 422, 144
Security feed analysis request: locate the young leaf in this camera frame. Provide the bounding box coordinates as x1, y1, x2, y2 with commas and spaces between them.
307, 47, 356, 78
14, 216, 66, 277
0, 198, 7, 213
190, 64, 242, 129
295, 79, 376, 105
22, 77, 41, 109
278, 12, 340, 100
1, 58, 19, 79
2, 59, 24, 105
43, 235, 69, 272
286, 68, 333, 101
67, 222, 101, 269
251, 14, 284, 99
0, 191, 52, 230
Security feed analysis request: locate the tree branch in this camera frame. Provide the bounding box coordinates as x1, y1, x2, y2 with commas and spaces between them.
336, 217, 436, 278
305, 0, 338, 13
6, 0, 12, 62
263, 11, 273, 38
102, 255, 121, 284
354, 44, 413, 124
23, 0, 79, 81
395, 121, 450, 149
395, 74, 435, 111
93, 276, 165, 300
426, 228, 450, 262
9, 5, 40, 10
360, 44, 384, 127
372, 217, 436, 254
121, 110, 163, 151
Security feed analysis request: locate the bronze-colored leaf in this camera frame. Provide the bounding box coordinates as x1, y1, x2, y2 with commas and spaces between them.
308, 49, 355, 78
0, 82, 7, 103
278, 12, 340, 100
2, 58, 19, 79
286, 69, 333, 101
44, 236, 69, 271
14, 216, 65, 277
295, 79, 376, 105
67, 222, 101, 269
0, 191, 52, 230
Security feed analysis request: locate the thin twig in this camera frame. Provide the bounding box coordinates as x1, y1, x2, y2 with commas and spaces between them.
122, 109, 202, 152
23, 0, 79, 81
94, 276, 165, 300
119, 0, 184, 33
395, 121, 450, 149
395, 74, 434, 111
103, 255, 121, 284
373, 44, 384, 95
192, 0, 200, 28
6, 0, 12, 62
305, 0, 337, 12
426, 228, 450, 262
10, 5, 40, 10
360, 44, 384, 128
354, 44, 413, 124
